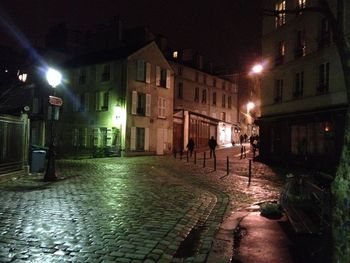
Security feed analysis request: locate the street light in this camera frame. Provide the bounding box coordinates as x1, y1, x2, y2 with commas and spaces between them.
252, 64, 263, 74
44, 67, 62, 181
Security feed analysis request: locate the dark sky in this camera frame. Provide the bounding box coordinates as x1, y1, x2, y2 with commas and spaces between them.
0, 0, 262, 69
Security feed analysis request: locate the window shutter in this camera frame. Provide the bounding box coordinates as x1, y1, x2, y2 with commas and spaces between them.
145, 94, 151, 117
132, 91, 137, 114
130, 127, 136, 150
146, 62, 151, 83
95, 92, 100, 111
156, 66, 161, 86
84, 93, 89, 112
106, 128, 112, 146
136, 60, 145, 81
166, 69, 171, 89
93, 128, 99, 146
158, 97, 162, 117
144, 127, 149, 151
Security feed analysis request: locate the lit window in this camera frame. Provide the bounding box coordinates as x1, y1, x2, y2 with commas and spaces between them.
275, 1, 286, 27
18, 73, 28, 82
173, 51, 178, 58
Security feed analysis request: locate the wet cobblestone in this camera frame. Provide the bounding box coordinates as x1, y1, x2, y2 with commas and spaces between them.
0, 156, 231, 262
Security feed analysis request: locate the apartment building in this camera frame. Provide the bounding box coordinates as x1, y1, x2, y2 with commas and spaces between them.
170, 60, 239, 151
58, 41, 174, 156
259, 0, 348, 171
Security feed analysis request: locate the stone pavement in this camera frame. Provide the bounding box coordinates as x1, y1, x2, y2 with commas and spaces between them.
0, 157, 230, 263
0, 145, 294, 263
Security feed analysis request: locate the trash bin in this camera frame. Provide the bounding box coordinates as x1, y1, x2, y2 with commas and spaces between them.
30, 149, 47, 173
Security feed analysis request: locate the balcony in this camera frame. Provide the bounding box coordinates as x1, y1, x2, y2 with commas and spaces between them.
136, 107, 145, 115
294, 46, 306, 59
316, 83, 329, 94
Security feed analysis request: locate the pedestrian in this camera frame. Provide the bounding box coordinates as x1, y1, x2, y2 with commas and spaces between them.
208, 136, 217, 158
187, 138, 195, 157
240, 134, 244, 145
244, 133, 248, 143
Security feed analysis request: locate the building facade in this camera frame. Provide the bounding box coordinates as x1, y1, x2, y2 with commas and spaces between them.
259, 0, 348, 171
170, 61, 239, 151
58, 42, 174, 156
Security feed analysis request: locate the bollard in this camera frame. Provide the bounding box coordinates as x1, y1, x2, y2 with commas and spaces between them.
243, 146, 247, 158
226, 156, 229, 175
194, 151, 197, 164
248, 159, 252, 186
214, 156, 216, 171
240, 146, 243, 159
203, 152, 206, 168
186, 151, 189, 162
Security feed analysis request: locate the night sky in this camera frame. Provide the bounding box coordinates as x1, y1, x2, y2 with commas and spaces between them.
0, 0, 262, 69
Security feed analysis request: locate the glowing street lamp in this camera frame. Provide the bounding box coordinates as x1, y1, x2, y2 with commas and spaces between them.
252, 64, 263, 74
44, 67, 62, 181
247, 101, 255, 113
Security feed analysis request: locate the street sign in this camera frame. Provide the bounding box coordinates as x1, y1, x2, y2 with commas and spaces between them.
49, 96, 63, 106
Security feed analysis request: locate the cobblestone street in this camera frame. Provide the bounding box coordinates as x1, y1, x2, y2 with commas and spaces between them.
0, 146, 284, 263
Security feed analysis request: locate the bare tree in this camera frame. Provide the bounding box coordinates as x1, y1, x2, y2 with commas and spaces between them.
264, 0, 350, 262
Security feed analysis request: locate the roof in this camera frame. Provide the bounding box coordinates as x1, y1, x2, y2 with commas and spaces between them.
64, 42, 153, 68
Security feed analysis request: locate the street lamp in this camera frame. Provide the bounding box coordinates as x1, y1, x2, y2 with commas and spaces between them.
44, 67, 62, 181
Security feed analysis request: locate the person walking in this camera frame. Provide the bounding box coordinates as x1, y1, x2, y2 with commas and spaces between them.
208, 136, 217, 158
187, 138, 195, 157
244, 133, 248, 143
240, 134, 244, 145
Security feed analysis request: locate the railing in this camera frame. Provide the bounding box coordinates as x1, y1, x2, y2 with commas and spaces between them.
0, 114, 28, 175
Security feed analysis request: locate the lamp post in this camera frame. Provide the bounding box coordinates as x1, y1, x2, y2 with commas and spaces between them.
44, 68, 62, 181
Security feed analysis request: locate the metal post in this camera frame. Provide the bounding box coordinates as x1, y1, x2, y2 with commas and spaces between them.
203, 152, 206, 167
248, 159, 252, 186
44, 105, 57, 181
194, 151, 197, 164
227, 156, 229, 175
244, 146, 247, 158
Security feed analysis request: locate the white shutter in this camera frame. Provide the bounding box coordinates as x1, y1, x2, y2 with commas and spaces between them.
136, 60, 145, 81
158, 97, 162, 117
145, 94, 151, 117
130, 127, 136, 150
93, 128, 99, 146
161, 98, 166, 118
166, 69, 171, 89
106, 128, 112, 146
132, 91, 137, 114
144, 127, 149, 151
84, 93, 89, 112
156, 66, 161, 86
146, 62, 151, 83
163, 128, 168, 150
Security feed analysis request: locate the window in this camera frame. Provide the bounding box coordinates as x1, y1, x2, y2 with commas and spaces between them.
158, 97, 166, 118
178, 82, 183, 99
295, 30, 306, 58
319, 18, 331, 49
221, 112, 226, 122
136, 60, 151, 83
291, 123, 326, 155
173, 51, 178, 58
74, 93, 90, 112
222, 94, 226, 108
212, 92, 217, 105
202, 89, 207, 103
275, 41, 285, 66
222, 82, 226, 90
131, 91, 151, 116
72, 128, 88, 148
194, 87, 199, 102
317, 62, 330, 93
178, 66, 183, 76
95, 91, 109, 111
130, 127, 149, 151
275, 1, 286, 28
78, 68, 87, 85
101, 64, 110, 82
294, 72, 304, 98
228, 96, 232, 108
274, 79, 283, 103
296, 0, 306, 14
156, 66, 170, 88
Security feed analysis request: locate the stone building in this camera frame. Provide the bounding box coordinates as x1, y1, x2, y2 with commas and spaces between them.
259, 0, 348, 171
